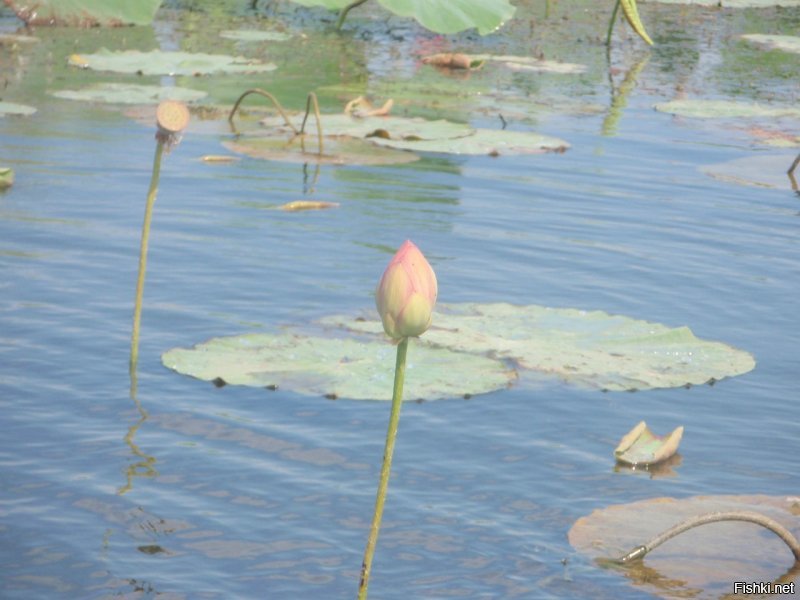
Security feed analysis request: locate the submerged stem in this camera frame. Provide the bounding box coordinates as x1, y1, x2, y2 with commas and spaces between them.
299, 92, 324, 155
357, 337, 409, 600
130, 140, 165, 390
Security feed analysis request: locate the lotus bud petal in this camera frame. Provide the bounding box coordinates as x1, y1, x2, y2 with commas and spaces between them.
375, 240, 438, 340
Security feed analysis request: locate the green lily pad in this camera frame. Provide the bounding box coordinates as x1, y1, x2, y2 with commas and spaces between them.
0, 34, 39, 45
223, 133, 419, 166
220, 30, 293, 42
614, 421, 684, 466
161, 333, 514, 401
52, 83, 207, 105
321, 303, 755, 391
569, 495, 800, 600
68, 49, 276, 76
0, 101, 37, 117
367, 128, 570, 155
0, 168, 14, 189
3, 0, 162, 26
259, 113, 475, 141
742, 34, 800, 54
655, 99, 800, 119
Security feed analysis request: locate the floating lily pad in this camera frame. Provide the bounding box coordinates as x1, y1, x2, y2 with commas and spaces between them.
569, 495, 800, 599
321, 303, 755, 391
68, 49, 276, 76
0, 168, 14, 189
614, 421, 684, 466
259, 113, 474, 142
0, 34, 39, 45
223, 133, 419, 166
367, 128, 570, 155
742, 33, 800, 54
701, 154, 799, 189
0, 101, 37, 117
3, 0, 162, 26
52, 83, 207, 105
220, 30, 293, 42
162, 333, 514, 401
655, 99, 800, 119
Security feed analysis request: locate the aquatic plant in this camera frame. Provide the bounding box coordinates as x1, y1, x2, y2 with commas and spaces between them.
358, 240, 437, 599
130, 100, 190, 391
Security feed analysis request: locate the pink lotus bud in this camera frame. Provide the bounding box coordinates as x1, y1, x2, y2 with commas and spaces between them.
375, 240, 438, 340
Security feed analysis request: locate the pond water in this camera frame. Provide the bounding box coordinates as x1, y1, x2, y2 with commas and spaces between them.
1, 1, 798, 598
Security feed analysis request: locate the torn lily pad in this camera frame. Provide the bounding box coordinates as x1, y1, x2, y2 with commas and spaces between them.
161, 332, 514, 401
614, 421, 684, 466
655, 99, 800, 119
321, 303, 755, 391
68, 49, 276, 76
52, 83, 207, 105
742, 34, 800, 54
0, 101, 37, 117
569, 495, 800, 599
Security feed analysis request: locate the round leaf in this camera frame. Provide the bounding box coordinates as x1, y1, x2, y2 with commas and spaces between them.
162, 333, 514, 401
742, 34, 800, 54
0, 101, 37, 117
569, 495, 800, 599
655, 99, 800, 119
68, 49, 277, 76
367, 128, 570, 155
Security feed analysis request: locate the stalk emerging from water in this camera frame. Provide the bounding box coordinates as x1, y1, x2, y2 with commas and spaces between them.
358, 240, 438, 600
130, 101, 190, 393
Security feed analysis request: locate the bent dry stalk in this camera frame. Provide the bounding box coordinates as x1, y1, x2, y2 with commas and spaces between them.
358, 240, 438, 599
130, 100, 190, 396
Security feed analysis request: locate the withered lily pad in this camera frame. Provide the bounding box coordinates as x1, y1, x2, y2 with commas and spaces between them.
701, 154, 799, 190
68, 49, 277, 76
52, 83, 207, 105
742, 34, 800, 54
655, 99, 800, 119
614, 421, 683, 466
321, 303, 755, 391
473, 54, 587, 74
161, 333, 514, 401
223, 134, 419, 166
569, 495, 800, 599
0, 101, 37, 117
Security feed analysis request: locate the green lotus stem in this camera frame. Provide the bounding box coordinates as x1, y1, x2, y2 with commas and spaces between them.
130, 139, 165, 387
299, 92, 324, 155
357, 336, 409, 600
606, 0, 621, 47
336, 0, 371, 30
228, 88, 298, 135
610, 511, 800, 565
